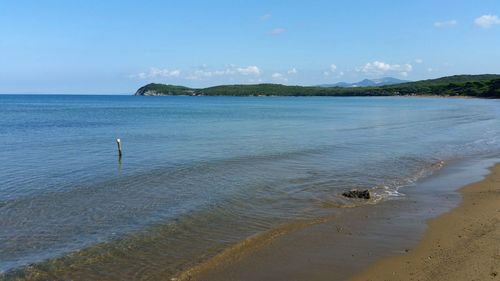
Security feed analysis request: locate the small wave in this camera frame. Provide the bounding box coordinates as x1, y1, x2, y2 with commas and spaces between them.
319, 159, 446, 209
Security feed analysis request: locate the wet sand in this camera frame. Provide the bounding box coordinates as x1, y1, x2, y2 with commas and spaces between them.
351, 163, 500, 281
183, 160, 499, 281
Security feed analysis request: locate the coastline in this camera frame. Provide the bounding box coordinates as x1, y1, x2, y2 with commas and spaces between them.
351, 163, 500, 281
1, 95, 499, 281
134, 74, 500, 98
3, 159, 497, 281
182, 159, 499, 281
134, 94, 480, 99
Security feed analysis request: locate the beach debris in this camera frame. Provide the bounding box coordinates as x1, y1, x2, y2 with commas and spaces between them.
342, 189, 371, 199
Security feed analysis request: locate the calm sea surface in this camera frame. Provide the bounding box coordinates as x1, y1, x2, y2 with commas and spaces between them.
1, 95, 499, 278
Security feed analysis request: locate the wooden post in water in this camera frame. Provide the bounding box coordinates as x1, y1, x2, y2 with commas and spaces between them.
116, 138, 122, 157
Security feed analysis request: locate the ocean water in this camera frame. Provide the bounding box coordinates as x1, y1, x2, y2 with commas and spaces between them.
0, 95, 499, 278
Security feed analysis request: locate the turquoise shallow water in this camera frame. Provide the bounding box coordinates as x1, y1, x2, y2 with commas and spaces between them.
0, 95, 499, 277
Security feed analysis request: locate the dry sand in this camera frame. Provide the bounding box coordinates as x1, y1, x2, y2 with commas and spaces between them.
351, 164, 500, 281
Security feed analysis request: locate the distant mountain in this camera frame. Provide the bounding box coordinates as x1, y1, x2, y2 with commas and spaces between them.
319, 77, 409, 88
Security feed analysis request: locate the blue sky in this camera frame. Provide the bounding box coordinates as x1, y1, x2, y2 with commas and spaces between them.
1, 0, 499, 94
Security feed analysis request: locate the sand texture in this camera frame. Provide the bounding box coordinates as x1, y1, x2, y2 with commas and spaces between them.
352, 164, 500, 281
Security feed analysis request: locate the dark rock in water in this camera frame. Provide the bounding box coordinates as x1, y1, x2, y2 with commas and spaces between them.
342, 189, 371, 199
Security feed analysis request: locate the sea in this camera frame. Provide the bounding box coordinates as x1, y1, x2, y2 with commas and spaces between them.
0, 95, 499, 279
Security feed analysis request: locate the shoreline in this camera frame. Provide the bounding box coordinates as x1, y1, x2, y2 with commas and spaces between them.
2, 160, 498, 280
184, 158, 499, 281
351, 163, 500, 281
3, 158, 497, 281
3, 158, 496, 281
134, 94, 481, 98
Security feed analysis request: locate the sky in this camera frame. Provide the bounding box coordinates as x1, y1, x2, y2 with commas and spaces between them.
1, 0, 499, 94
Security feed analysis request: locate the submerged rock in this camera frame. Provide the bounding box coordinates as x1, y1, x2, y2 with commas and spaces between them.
342, 189, 371, 199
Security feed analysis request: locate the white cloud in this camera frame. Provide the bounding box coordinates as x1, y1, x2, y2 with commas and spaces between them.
474, 15, 500, 28
434, 20, 458, 28
427, 68, 434, 72
405, 64, 414, 72
132, 65, 264, 81
361, 61, 391, 72
268, 28, 286, 35
359, 61, 413, 77
131, 67, 181, 79
237, 65, 261, 76
186, 65, 260, 80
260, 14, 272, 21
271, 67, 298, 82
323, 64, 340, 77
271, 72, 288, 82
272, 68, 297, 82
415, 58, 423, 64
187, 68, 231, 80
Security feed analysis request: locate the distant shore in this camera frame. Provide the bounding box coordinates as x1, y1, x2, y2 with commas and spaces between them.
134, 74, 500, 98
351, 163, 500, 281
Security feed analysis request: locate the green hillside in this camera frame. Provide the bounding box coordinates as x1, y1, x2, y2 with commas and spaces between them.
134, 74, 500, 98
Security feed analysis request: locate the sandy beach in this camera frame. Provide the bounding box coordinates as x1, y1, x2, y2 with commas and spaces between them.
180, 161, 500, 281
351, 163, 500, 281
